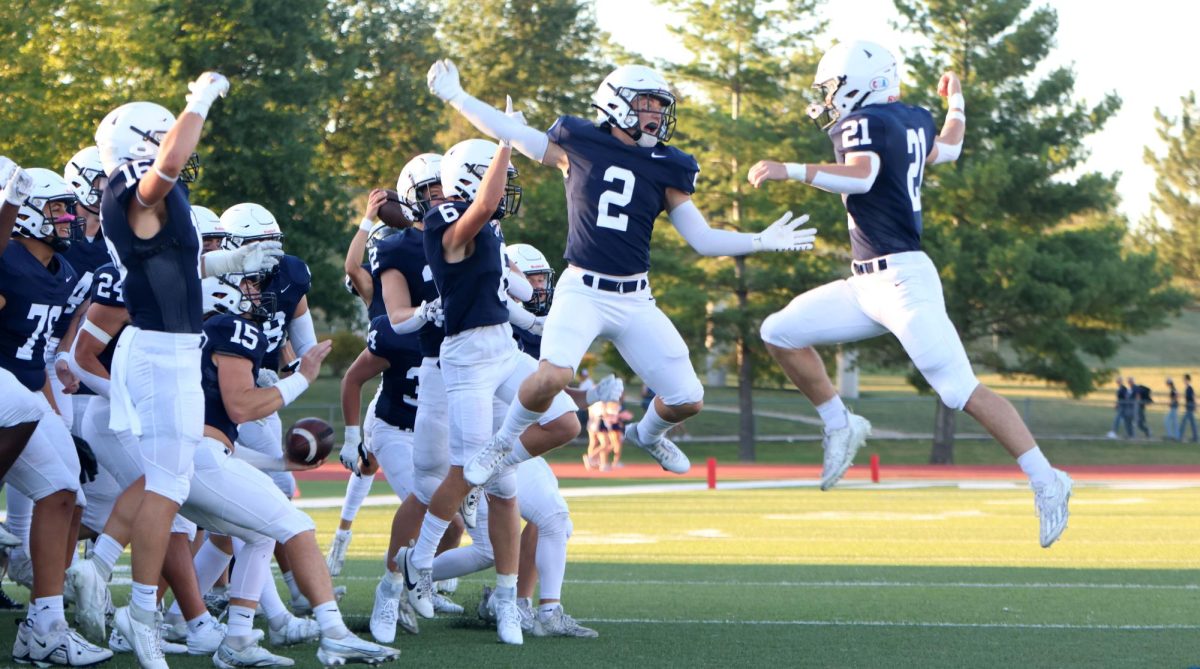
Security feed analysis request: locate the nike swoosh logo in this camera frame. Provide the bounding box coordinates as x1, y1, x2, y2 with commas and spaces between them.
651, 152, 668, 159
34, 640, 47, 648
403, 553, 417, 591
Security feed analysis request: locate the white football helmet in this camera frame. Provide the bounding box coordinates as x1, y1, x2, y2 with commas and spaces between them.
63, 146, 106, 212
191, 205, 225, 241
507, 242, 554, 316
202, 273, 274, 322
592, 65, 677, 147
440, 139, 521, 219
807, 40, 900, 129
220, 203, 283, 248
367, 219, 398, 251
95, 101, 200, 181
396, 153, 443, 223
14, 168, 81, 252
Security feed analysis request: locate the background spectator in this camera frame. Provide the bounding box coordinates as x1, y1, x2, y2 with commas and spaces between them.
1129, 376, 1152, 438
1108, 377, 1132, 438
1182, 374, 1198, 443
1164, 378, 1180, 441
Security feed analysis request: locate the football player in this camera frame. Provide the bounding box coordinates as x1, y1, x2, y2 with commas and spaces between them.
193, 204, 226, 252
96, 73, 283, 667
425, 61, 817, 488
399, 138, 581, 646
747, 41, 1072, 547
1, 160, 110, 666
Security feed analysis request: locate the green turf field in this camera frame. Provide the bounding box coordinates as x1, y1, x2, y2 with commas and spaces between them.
5, 482, 1197, 668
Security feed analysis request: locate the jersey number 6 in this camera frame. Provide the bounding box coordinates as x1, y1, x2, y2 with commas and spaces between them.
596, 166, 635, 232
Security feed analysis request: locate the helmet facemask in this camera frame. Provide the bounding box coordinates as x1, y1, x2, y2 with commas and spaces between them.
236, 273, 277, 323
524, 270, 554, 316
600, 87, 677, 147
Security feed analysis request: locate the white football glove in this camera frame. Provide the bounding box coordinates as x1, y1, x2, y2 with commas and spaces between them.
184, 71, 231, 119
203, 240, 284, 277
427, 59, 467, 108
417, 298, 444, 327
752, 211, 817, 252
256, 368, 280, 388
0, 157, 15, 191
1, 167, 33, 207
340, 426, 362, 475
587, 374, 625, 405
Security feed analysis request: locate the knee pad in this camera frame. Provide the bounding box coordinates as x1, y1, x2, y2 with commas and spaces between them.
170, 515, 198, 542
537, 512, 572, 541
660, 376, 704, 407
759, 310, 787, 348
922, 357, 979, 411
484, 464, 518, 500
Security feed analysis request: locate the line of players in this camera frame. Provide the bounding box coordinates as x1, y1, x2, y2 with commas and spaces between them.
0, 74, 401, 667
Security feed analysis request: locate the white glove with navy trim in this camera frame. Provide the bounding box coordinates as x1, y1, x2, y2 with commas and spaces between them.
752, 211, 817, 252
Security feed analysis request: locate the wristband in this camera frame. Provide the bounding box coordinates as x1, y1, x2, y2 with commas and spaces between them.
184, 98, 213, 120
154, 167, 179, 184
784, 163, 807, 182
55, 351, 70, 365
344, 425, 361, 443
275, 373, 310, 406
948, 93, 965, 111
359, 216, 375, 232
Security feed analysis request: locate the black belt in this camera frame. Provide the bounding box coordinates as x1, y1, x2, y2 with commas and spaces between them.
582, 274, 647, 293
852, 257, 889, 276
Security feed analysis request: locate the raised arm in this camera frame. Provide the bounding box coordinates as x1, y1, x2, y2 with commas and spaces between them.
345, 189, 388, 299
428, 60, 568, 171
0, 160, 32, 257
664, 188, 817, 256
441, 143, 513, 256
926, 72, 965, 166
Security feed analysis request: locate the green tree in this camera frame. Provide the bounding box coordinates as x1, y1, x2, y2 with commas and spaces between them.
1144, 92, 1200, 296
656, 0, 840, 460
890, 0, 1185, 461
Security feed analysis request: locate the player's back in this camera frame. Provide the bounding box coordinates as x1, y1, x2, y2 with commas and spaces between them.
549, 115, 699, 276
830, 102, 936, 261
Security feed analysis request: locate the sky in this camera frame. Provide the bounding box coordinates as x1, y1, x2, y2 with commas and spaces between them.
596, 0, 1189, 224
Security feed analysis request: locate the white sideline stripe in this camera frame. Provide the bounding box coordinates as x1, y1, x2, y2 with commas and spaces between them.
96, 574, 1198, 592
577, 618, 1200, 631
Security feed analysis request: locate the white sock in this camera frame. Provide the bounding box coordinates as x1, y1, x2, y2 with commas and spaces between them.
259, 579, 289, 626
538, 602, 560, 616
187, 611, 215, 634
1017, 446, 1056, 487
341, 472, 375, 523
496, 572, 517, 589
282, 571, 303, 602
636, 401, 677, 445
411, 513, 451, 571
130, 582, 157, 613
226, 605, 255, 639
496, 400, 544, 447
501, 439, 533, 467
816, 396, 849, 432
91, 533, 124, 580
32, 596, 65, 635
192, 539, 234, 596
312, 601, 348, 638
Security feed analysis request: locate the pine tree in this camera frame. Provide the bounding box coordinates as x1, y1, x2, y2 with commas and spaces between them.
1144, 92, 1200, 296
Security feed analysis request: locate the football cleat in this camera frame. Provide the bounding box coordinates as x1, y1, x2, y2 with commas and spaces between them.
109, 628, 188, 655
66, 558, 109, 642
0, 524, 21, 549
0, 585, 24, 611
213, 637, 295, 668
487, 588, 523, 645
516, 599, 535, 633
624, 423, 690, 474
315, 632, 399, 667
397, 547, 434, 619
819, 413, 871, 490
326, 529, 352, 577
432, 593, 463, 615
8, 549, 33, 590
368, 580, 399, 644
436, 577, 458, 595
1035, 468, 1074, 548
185, 616, 228, 655
113, 606, 167, 669
13, 618, 32, 664
476, 585, 495, 623
268, 614, 319, 647
463, 435, 511, 487
203, 587, 230, 618
459, 487, 482, 529
397, 597, 419, 636
28, 619, 114, 667
532, 605, 599, 638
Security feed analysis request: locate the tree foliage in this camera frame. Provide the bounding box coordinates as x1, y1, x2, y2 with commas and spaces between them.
1144, 92, 1200, 296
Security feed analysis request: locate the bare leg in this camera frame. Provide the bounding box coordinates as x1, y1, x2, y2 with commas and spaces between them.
161, 533, 206, 620
766, 343, 838, 406
517, 523, 538, 600
130, 493, 182, 593
66, 505, 83, 566
100, 477, 144, 546
516, 362, 575, 413
963, 384, 1036, 458
384, 495, 427, 573
30, 490, 75, 599
283, 531, 334, 606
487, 495, 521, 576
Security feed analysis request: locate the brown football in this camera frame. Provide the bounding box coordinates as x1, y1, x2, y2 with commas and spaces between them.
377, 189, 412, 229
285, 417, 334, 465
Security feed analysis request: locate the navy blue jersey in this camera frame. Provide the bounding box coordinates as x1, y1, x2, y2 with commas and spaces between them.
201, 314, 269, 444
260, 254, 312, 371
100, 159, 204, 333
0, 243, 79, 391
547, 115, 698, 276
828, 102, 937, 261
361, 261, 387, 321
63, 231, 111, 298
513, 325, 541, 360
75, 262, 126, 396
366, 315, 422, 430
422, 201, 508, 337
373, 228, 443, 358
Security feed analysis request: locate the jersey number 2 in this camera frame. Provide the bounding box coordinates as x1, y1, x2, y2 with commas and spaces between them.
596, 166, 635, 232
906, 128, 928, 212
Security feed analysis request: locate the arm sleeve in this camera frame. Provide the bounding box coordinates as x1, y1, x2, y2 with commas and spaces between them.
668, 200, 756, 257
505, 266, 533, 302
390, 310, 426, 335
457, 96, 549, 162
287, 310, 317, 356
67, 331, 110, 398
810, 151, 880, 195
507, 300, 536, 330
